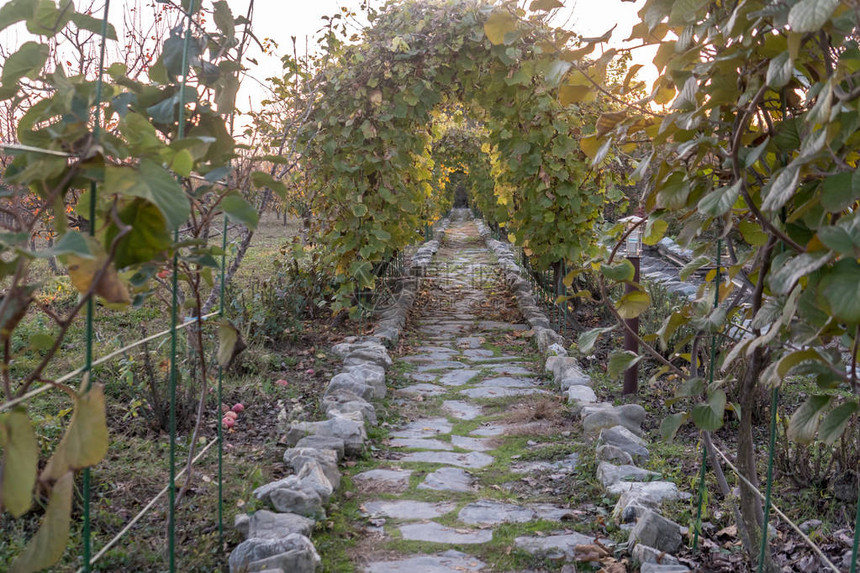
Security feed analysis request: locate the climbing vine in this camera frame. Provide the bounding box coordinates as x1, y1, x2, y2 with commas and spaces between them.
300, 0, 620, 310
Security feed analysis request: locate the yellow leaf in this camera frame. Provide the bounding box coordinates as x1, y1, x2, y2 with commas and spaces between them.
616, 290, 651, 319
218, 319, 246, 368
41, 383, 109, 482
65, 238, 130, 305
580, 135, 600, 159
10, 472, 73, 573
0, 409, 38, 517
530, 0, 563, 10
559, 84, 593, 105
484, 10, 517, 45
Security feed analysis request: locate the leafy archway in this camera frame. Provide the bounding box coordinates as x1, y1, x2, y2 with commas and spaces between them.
302, 0, 611, 306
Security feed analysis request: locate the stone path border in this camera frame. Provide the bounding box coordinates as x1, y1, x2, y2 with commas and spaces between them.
227, 220, 449, 573
476, 219, 695, 572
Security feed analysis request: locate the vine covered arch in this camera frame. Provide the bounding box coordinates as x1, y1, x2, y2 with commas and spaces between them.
303, 0, 614, 305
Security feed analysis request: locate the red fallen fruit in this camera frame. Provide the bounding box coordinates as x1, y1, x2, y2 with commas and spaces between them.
222, 416, 235, 428
224, 410, 238, 420
157, 269, 170, 279
275, 379, 289, 386
231, 403, 245, 413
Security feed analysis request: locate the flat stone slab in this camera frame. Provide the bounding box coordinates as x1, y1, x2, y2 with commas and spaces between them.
406, 372, 439, 383
417, 361, 468, 372
415, 346, 457, 353
442, 400, 482, 420
461, 386, 549, 399
399, 522, 492, 545
468, 355, 522, 363
363, 500, 457, 520
474, 376, 540, 388
451, 435, 494, 452
486, 364, 534, 375
399, 451, 494, 469
365, 550, 485, 573
398, 383, 447, 397
458, 501, 536, 525
530, 503, 577, 521
476, 320, 528, 331
389, 438, 453, 451
438, 369, 481, 386
511, 454, 578, 474
353, 469, 413, 492
403, 353, 461, 364
470, 424, 507, 436
418, 467, 473, 492
456, 337, 484, 349
515, 532, 610, 561
391, 418, 453, 438
462, 348, 495, 359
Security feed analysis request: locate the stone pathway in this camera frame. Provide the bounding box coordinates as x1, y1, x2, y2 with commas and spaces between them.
348, 218, 606, 572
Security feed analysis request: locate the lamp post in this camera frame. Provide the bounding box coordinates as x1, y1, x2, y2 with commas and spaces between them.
619, 216, 644, 396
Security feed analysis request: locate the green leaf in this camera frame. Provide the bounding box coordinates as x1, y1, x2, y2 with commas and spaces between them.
788, 0, 839, 33
29, 231, 93, 259
818, 401, 858, 445
0, 0, 33, 33
109, 199, 172, 269
217, 319, 243, 368
691, 390, 726, 431
616, 289, 650, 319
739, 220, 768, 246
766, 51, 794, 89
105, 160, 190, 230
29, 333, 55, 350
41, 383, 109, 481
817, 226, 857, 255
743, 137, 771, 169
769, 251, 831, 296
776, 348, 825, 380
601, 259, 635, 282
577, 326, 614, 354
484, 10, 517, 45
607, 350, 641, 378
660, 412, 688, 442
212, 0, 235, 40
221, 192, 259, 230
529, 0, 564, 10
819, 258, 860, 324
352, 203, 368, 217
679, 255, 712, 281
762, 164, 800, 212
820, 172, 856, 213
787, 394, 831, 444
668, 0, 707, 25
1, 41, 50, 87
674, 377, 705, 399
250, 171, 288, 198
0, 409, 38, 517
170, 149, 193, 177
698, 180, 741, 217
70, 12, 118, 40
9, 472, 73, 573
656, 173, 690, 210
